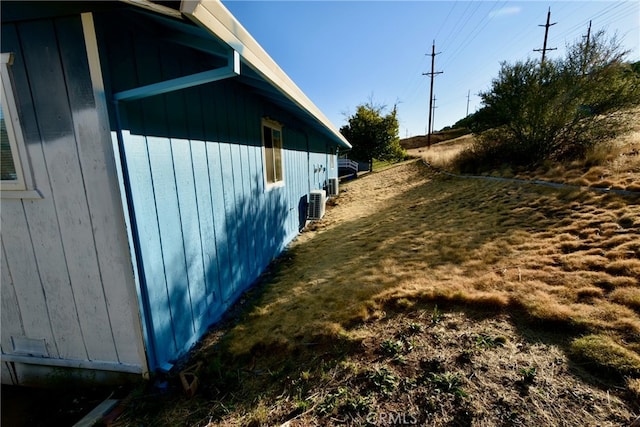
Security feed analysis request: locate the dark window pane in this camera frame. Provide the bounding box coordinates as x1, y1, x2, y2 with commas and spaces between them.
0, 104, 17, 181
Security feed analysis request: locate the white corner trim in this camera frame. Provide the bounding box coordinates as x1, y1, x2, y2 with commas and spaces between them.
80, 11, 150, 378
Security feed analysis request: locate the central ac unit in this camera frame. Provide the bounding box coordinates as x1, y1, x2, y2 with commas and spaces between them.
327, 177, 339, 196
308, 189, 326, 220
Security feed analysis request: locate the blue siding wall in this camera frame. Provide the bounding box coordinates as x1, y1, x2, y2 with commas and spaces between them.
97, 11, 337, 369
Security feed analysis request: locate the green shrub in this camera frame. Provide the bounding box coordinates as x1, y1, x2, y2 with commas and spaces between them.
456, 30, 640, 172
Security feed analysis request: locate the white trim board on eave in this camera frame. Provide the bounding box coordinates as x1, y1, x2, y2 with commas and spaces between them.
180, 0, 351, 149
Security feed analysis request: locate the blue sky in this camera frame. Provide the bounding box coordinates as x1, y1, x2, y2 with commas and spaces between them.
222, 1, 640, 138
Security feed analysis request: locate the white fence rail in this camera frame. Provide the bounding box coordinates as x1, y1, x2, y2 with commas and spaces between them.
338, 159, 359, 176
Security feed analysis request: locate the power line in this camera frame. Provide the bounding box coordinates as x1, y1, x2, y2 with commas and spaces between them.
433, 2, 459, 43
548, 2, 632, 49
440, 0, 508, 71
439, 0, 481, 54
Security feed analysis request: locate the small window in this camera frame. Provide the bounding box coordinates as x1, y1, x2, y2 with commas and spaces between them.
1, 53, 30, 192
262, 119, 283, 186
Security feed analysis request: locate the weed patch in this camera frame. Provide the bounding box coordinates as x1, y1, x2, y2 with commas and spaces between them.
571, 334, 640, 377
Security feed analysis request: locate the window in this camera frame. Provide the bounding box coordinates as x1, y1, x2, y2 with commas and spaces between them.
262, 119, 283, 186
1, 52, 32, 194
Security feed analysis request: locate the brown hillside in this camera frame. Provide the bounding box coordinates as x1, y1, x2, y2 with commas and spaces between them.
400, 128, 470, 149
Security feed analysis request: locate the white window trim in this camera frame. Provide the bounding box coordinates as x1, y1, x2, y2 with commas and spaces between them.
261, 118, 285, 189
1, 52, 39, 198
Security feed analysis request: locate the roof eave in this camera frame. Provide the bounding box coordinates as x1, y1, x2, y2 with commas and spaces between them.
179, 0, 351, 149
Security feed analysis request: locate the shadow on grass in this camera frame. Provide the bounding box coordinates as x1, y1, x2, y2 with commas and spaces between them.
223, 162, 580, 349
120, 161, 640, 425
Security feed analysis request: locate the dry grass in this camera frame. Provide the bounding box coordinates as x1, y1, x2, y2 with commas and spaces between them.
225, 161, 639, 362
407, 134, 474, 169
410, 107, 640, 192
115, 124, 640, 426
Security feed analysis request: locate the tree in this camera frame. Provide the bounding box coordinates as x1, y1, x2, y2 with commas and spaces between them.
340, 102, 406, 163
469, 30, 640, 167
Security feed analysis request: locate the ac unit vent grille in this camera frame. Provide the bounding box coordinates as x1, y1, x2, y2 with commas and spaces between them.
308, 189, 326, 220
328, 177, 339, 196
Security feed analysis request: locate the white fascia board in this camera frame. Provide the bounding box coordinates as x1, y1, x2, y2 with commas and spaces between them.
119, 0, 183, 19
180, 0, 351, 149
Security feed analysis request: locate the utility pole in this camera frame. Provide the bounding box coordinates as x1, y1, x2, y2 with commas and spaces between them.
582, 20, 592, 74
584, 20, 592, 51
422, 40, 443, 148
466, 90, 470, 117
431, 96, 437, 133
533, 7, 556, 65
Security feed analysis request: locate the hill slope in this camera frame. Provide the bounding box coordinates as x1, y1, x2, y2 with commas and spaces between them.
118, 157, 639, 426
400, 127, 470, 150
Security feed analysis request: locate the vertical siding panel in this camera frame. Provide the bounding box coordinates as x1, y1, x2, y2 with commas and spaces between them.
261, 189, 270, 259
285, 141, 298, 239
282, 131, 294, 240
247, 100, 265, 272
239, 144, 254, 282
292, 135, 302, 237
132, 30, 191, 366
171, 139, 202, 335
18, 150, 85, 360
245, 99, 261, 278
191, 140, 222, 321
247, 143, 260, 278
20, 19, 117, 362
57, 15, 141, 364
206, 141, 232, 304
161, 54, 199, 340
0, 202, 59, 358
2, 23, 84, 360
224, 86, 247, 297
184, 83, 223, 320
219, 142, 240, 301
1, 239, 26, 352
202, 85, 232, 306
147, 137, 194, 353
257, 130, 271, 266
293, 141, 303, 236
232, 142, 249, 290
13, 21, 93, 361
229, 89, 251, 290
123, 134, 177, 365
282, 141, 292, 238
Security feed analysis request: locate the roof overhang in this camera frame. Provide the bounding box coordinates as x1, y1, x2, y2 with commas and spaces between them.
119, 0, 350, 149
181, 0, 350, 149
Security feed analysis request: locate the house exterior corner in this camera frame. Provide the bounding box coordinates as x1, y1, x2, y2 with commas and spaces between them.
1, 0, 346, 383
